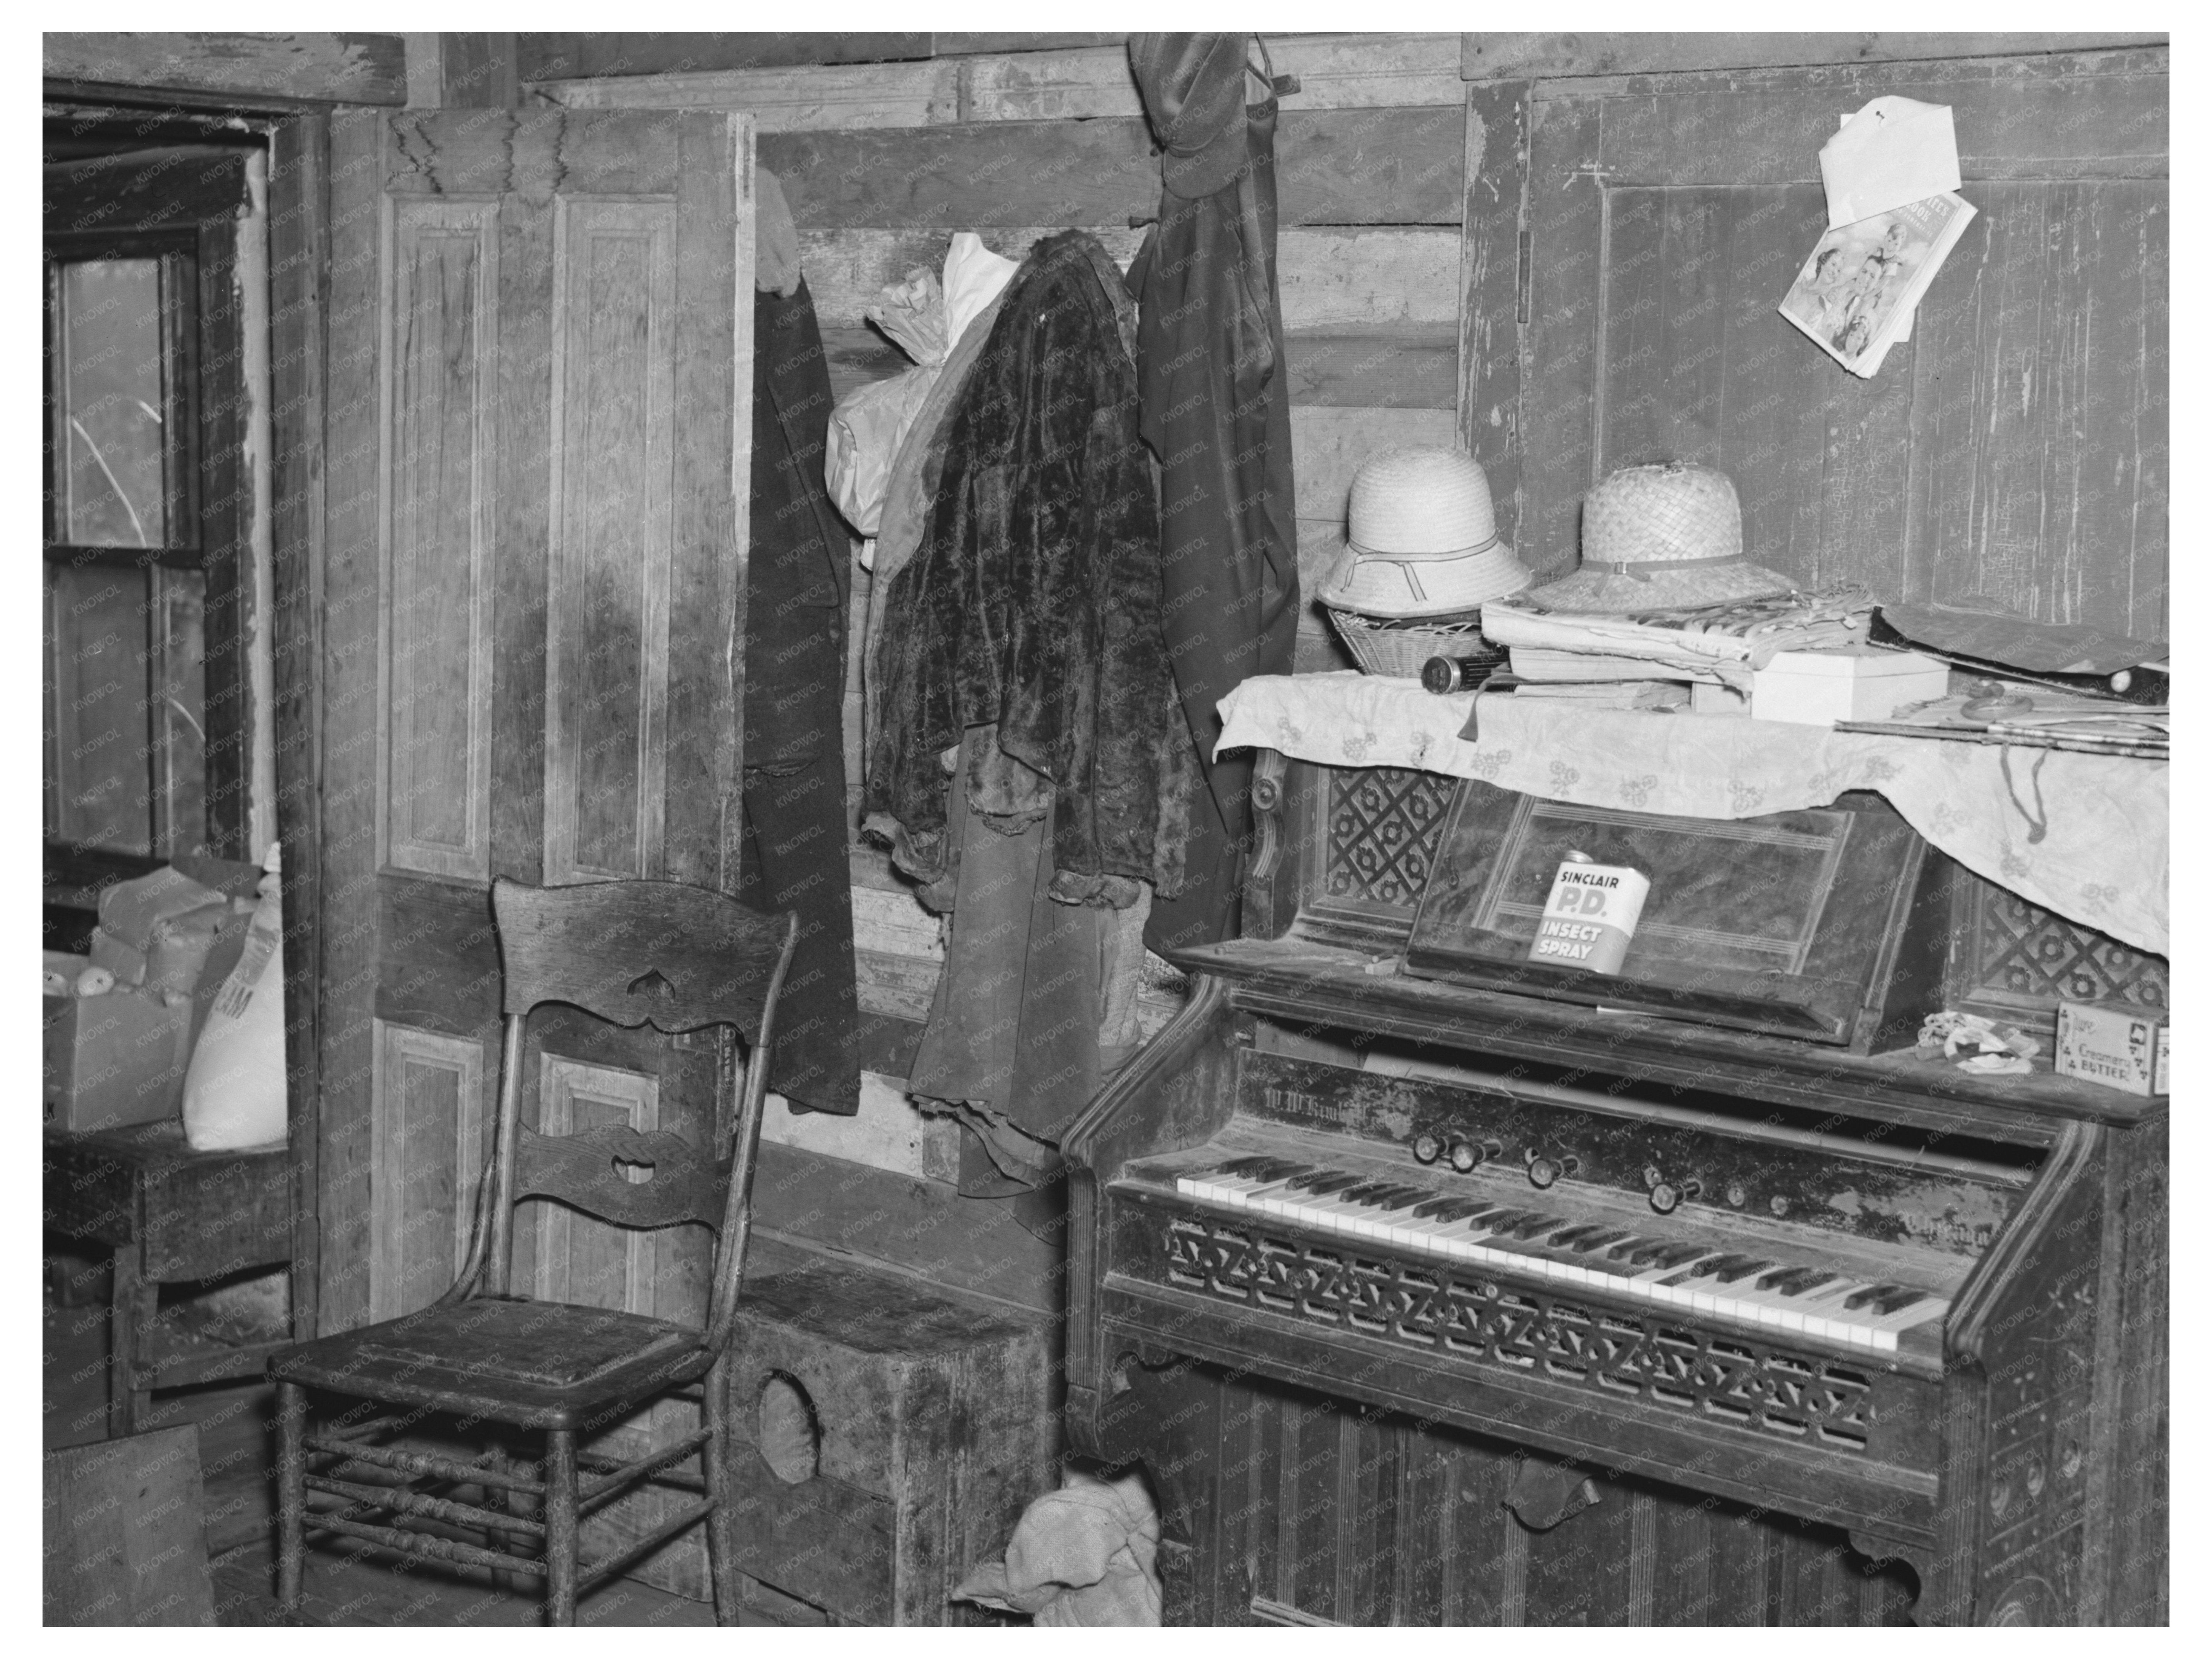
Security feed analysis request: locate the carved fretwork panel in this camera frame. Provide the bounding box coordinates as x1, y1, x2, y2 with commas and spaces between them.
1957, 1163, 2108, 1625
1161, 1217, 1893, 1459
1946, 870, 2167, 1031
1296, 765, 1458, 946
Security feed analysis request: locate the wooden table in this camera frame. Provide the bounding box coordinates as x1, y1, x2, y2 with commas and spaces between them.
44, 1123, 292, 1437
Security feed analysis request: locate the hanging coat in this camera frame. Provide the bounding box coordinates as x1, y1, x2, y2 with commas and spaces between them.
1129, 38, 1302, 955
866, 229, 1191, 907
738, 275, 861, 1116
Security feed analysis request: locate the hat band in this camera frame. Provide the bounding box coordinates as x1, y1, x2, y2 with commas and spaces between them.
1588, 552, 1746, 584
1348, 533, 1501, 561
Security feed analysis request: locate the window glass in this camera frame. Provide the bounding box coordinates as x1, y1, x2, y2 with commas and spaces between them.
54, 258, 174, 548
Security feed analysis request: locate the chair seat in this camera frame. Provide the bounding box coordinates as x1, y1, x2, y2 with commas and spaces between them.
270, 1297, 707, 1427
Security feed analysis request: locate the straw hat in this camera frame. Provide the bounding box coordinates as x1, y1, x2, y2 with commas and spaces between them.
1316, 447, 1532, 619
1523, 462, 1795, 614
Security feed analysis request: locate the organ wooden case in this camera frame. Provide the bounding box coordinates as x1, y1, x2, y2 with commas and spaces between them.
1063, 754, 2166, 1626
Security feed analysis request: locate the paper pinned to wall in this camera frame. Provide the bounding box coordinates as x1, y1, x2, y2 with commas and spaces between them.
1820, 96, 1962, 228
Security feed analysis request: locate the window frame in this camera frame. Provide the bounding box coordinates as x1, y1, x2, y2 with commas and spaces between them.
42, 147, 256, 874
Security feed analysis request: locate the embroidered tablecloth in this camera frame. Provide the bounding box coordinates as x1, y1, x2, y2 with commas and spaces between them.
1215, 673, 2168, 956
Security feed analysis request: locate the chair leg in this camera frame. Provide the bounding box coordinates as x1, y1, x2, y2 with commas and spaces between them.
492, 1439, 538, 1598
704, 1357, 738, 1626
275, 1382, 307, 1612
544, 1427, 579, 1626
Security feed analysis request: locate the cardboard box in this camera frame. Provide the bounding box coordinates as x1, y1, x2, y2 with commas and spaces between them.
2055, 1001, 2169, 1097
1751, 645, 1950, 727
43, 986, 197, 1132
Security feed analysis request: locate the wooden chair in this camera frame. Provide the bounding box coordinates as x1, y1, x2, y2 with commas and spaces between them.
268, 876, 798, 1624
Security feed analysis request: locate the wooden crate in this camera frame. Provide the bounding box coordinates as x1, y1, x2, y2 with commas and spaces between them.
722, 1262, 1055, 1625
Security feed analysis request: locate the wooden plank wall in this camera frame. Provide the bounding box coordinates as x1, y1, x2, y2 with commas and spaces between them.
531, 34, 1470, 1161
1462, 44, 2169, 639
536, 30, 1469, 697
43, 32, 407, 103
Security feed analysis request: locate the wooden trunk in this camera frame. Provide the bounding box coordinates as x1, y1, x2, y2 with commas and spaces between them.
721, 1264, 1056, 1625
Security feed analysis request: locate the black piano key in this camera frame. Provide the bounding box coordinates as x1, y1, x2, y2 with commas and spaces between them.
1869, 1285, 1934, 1316
1842, 1284, 1894, 1312
1502, 1212, 1571, 1240
1756, 1266, 1835, 1296
1656, 1254, 1730, 1286
1544, 1224, 1603, 1249
1707, 1255, 1773, 1285
1416, 1198, 1500, 1224
1336, 1181, 1402, 1205
1373, 1184, 1435, 1208
1292, 1172, 1366, 1197
1607, 1237, 1671, 1265
1486, 1212, 1557, 1239
1643, 1242, 1715, 1270
1210, 1158, 1285, 1186
1563, 1227, 1632, 1254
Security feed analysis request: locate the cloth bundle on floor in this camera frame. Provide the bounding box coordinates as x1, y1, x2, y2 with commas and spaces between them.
954, 1470, 1163, 1626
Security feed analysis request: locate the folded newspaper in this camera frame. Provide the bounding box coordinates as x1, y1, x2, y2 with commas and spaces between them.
1779, 192, 1978, 378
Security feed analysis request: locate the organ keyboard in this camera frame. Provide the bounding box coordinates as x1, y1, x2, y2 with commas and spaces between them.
1063, 755, 2167, 1627
1171, 1153, 1951, 1355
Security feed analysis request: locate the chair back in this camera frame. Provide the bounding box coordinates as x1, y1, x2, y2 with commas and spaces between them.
451, 876, 798, 1359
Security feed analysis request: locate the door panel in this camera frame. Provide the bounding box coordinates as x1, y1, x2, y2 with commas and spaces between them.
382, 198, 497, 880
320, 106, 755, 1599
544, 198, 677, 884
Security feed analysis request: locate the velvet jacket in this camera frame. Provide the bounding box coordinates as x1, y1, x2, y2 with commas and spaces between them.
867, 230, 1191, 905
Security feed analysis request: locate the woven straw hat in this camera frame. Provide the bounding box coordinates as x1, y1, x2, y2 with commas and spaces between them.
1523, 462, 1795, 614
1316, 447, 1532, 619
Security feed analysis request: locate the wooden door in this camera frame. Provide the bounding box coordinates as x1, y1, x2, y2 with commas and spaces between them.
316, 107, 755, 1594
1470, 46, 2166, 639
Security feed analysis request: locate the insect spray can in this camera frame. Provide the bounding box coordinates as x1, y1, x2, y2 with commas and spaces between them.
1527, 851, 1650, 975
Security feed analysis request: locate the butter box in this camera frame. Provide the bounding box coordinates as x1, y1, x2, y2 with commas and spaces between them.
1751, 645, 1949, 727
43, 985, 197, 1132
2055, 1001, 2169, 1097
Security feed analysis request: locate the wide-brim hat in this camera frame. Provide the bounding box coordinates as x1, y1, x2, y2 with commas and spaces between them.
1317, 446, 1532, 619
1129, 34, 1254, 201
1523, 461, 1795, 614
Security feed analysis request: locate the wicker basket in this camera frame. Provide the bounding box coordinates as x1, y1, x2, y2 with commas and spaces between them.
1325, 606, 1503, 679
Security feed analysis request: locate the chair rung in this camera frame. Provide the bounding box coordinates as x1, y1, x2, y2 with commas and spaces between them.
304, 1510, 546, 1578
576, 1498, 717, 1594
316, 1412, 411, 1444
577, 1431, 712, 1515
304, 1434, 543, 1495
306, 1472, 545, 1538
